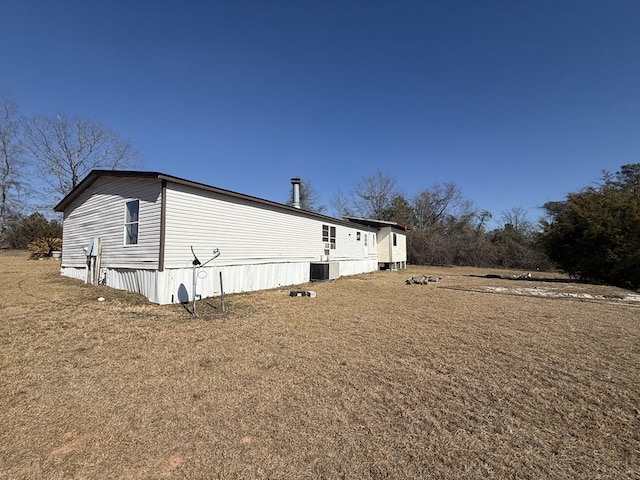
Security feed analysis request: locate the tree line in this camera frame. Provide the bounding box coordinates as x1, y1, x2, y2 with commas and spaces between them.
294, 165, 640, 290
3, 95, 638, 289
292, 171, 550, 270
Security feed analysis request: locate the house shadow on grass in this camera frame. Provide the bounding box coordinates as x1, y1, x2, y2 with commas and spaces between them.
176, 282, 226, 317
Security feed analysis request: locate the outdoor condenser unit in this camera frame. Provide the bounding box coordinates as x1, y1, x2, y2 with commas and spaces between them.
310, 262, 339, 281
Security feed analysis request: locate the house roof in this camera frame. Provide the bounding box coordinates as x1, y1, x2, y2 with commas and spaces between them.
342, 216, 411, 231
54, 170, 377, 231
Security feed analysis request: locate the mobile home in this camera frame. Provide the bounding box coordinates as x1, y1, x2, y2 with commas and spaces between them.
54, 171, 401, 304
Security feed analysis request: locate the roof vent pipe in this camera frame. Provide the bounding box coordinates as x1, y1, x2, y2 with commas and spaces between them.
291, 177, 301, 209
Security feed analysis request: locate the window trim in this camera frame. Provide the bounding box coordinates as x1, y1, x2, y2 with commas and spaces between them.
124, 199, 140, 246
322, 224, 336, 249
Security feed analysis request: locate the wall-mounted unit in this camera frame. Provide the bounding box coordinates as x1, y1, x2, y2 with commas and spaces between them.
310, 262, 339, 281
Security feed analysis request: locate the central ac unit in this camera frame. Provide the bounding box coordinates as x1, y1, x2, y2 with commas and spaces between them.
310, 262, 340, 281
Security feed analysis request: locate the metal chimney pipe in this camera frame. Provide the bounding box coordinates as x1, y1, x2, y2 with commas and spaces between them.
291, 177, 301, 209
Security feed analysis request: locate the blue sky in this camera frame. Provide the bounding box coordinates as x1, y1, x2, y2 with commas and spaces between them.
1, 0, 639, 226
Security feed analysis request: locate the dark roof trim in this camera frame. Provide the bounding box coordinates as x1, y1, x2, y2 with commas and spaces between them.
54, 170, 378, 231
54, 170, 160, 211
343, 216, 411, 231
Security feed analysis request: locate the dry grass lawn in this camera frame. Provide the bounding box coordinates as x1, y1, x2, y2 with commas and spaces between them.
1, 251, 639, 479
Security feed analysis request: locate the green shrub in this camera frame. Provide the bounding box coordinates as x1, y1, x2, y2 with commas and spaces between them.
5, 212, 63, 249
540, 164, 640, 290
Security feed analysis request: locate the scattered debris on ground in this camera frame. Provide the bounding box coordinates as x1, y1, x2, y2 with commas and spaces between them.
471, 272, 563, 282
510, 272, 533, 280
406, 275, 442, 285
453, 271, 640, 306
480, 286, 640, 305
290, 290, 317, 297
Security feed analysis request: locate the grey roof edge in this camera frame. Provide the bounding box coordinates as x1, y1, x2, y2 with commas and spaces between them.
343, 216, 411, 231
54, 169, 378, 231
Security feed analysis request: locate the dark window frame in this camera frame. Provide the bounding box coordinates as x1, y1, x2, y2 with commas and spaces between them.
322, 224, 336, 249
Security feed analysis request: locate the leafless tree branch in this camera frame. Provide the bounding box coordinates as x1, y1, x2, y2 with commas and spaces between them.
0, 97, 27, 243
24, 113, 140, 203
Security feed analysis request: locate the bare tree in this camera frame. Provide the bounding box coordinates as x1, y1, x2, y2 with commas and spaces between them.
0, 97, 26, 244
412, 183, 466, 231
500, 207, 534, 236
475, 210, 493, 234
329, 189, 352, 218
352, 170, 398, 219
25, 113, 140, 201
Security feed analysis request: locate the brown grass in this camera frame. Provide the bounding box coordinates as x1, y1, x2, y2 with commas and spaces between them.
0, 253, 638, 479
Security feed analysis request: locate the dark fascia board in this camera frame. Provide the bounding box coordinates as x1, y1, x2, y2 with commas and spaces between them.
53, 170, 161, 211
54, 170, 377, 231
343, 215, 411, 231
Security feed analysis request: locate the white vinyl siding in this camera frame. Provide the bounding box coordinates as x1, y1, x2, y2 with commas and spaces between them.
162, 182, 375, 269
377, 227, 407, 263
60, 177, 162, 269
391, 229, 407, 263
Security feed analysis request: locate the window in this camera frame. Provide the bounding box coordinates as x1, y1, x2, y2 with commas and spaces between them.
356, 232, 361, 241
393, 233, 397, 247
124, 200, 139, 245
322, 224, 336, 249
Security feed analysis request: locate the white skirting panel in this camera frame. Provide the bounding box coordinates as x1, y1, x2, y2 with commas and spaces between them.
157, 262, 310, 304
336, 259, 379, 276
60, 266, 160, 303
60, 266, 87, 282
62, 259, 379, 305
107, 268, 159, 303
